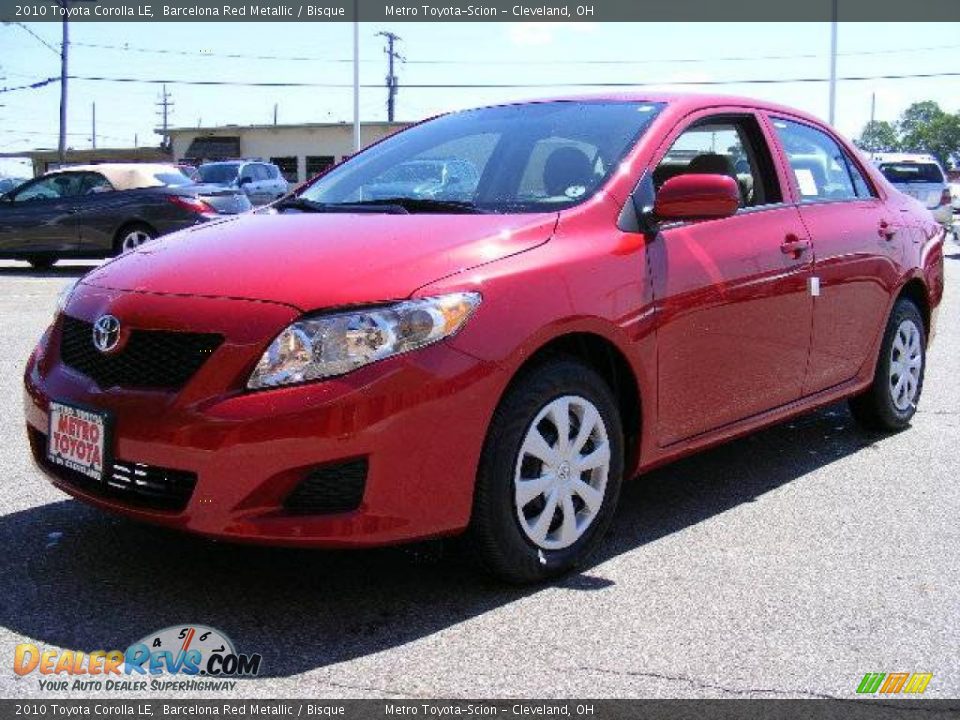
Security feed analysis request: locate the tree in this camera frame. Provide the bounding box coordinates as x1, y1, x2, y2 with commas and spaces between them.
919, 113, 960, 169
898, 101, 946, 156
856, 120, 900, 153
854, 101, 960, 169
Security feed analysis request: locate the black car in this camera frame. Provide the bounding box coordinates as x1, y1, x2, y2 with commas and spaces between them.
0, 163, 251, 269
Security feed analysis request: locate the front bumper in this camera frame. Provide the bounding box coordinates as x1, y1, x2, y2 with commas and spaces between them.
24, 287, 505, 547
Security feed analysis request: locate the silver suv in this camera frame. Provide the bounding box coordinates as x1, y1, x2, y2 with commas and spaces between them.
197, 160, 289, 206
872, 153, 952, 226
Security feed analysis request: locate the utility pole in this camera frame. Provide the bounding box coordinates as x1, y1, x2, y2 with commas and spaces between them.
870, 92, 876, 125
352, 0, 360, 153
828, 0, 838, 125
156, 84, 173, 151
377, 31, 403, 122
91, 101, 96, 149
58, 0, 69, 165
273, 103, 278, 125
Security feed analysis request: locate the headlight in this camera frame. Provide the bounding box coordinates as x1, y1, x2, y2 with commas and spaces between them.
247, 292, 482, 389
55, 280, 78, 318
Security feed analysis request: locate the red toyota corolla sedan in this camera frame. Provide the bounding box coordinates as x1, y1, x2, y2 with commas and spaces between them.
24, 94, 944, 582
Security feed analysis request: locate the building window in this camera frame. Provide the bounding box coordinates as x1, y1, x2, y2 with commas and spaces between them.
306, 156, 336, 178
270, 156, 298, 183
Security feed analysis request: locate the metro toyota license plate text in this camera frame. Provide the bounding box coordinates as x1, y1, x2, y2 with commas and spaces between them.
47, 402, 108, 481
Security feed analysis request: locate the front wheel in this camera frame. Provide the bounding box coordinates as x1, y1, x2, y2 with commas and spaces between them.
849, 298, 926, 431
467, 358, 624, 584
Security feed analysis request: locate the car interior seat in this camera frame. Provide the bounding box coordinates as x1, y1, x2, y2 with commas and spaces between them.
543, 147, 595, 198
688, 153, 749, 206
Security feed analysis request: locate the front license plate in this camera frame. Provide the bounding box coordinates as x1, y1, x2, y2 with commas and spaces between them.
47, 402, 110, 482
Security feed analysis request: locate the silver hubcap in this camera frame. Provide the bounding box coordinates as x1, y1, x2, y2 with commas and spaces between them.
121, 230, 151, 253
514, 395, 610, 551
889, 319, 922, 411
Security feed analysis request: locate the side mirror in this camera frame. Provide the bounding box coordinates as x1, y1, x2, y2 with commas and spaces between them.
238, 176, 253, 186
654, 174, 740, 221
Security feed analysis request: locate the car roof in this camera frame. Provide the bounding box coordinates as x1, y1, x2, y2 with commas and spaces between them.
468, 92, 829, 126
50, 163, 185, 191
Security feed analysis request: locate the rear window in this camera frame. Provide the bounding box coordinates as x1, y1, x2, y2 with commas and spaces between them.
198, 164, 240, 185
154, 172, 193, 187
878, 163, 944, 184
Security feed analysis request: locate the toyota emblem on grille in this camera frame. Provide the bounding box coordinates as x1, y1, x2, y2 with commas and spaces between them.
92, 315, 121, 353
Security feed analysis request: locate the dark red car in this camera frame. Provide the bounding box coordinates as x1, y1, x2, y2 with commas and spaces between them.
24, 94, 945, 582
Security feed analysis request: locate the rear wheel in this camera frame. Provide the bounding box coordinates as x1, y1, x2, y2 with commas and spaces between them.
114, 223, 156, 255
467, 358, 624, 583
849, 298, 926, 431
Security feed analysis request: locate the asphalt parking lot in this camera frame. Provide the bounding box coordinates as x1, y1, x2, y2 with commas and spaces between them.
1, 235, 958, 700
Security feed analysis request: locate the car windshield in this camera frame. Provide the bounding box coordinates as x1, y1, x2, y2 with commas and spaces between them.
154, 171, 193, 187
198, 163, 240, 185
381, 162, 444, 183
879, 163, 944, 184
299, 101, 665, 213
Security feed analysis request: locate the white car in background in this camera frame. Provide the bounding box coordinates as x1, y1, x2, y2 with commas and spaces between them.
872, 153, 952, 226
197, 160, 289, 206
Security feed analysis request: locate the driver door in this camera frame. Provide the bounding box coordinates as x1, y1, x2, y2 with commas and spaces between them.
0, 173, 83, 254
647, 111, 814, 445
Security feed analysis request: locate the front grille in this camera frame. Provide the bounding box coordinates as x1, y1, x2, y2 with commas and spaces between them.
59, 315, 223, 390
284, 459, 367, 514
29, 427, 197, 512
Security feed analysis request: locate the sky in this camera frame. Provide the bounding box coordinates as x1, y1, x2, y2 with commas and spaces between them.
1, 20, 959, 176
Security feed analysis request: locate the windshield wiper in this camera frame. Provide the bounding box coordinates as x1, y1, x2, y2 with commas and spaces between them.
342, 197, 493, 214
273, 196, 409, 214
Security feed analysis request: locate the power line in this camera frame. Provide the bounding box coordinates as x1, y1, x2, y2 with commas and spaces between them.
67, 39, 960, 67
0, 77, 60, 94
3, 22, 60, 56
58, 69, 960, 90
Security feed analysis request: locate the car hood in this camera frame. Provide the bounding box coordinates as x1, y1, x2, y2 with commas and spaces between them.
81, 211, 557, 311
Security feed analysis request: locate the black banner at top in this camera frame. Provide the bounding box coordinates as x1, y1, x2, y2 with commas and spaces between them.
1, 0, 959, 22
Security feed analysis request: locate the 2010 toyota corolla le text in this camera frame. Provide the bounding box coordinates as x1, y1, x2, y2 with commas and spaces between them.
23, 94, 945, 583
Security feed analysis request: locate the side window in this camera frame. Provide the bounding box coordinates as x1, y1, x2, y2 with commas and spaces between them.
79, 173, 113, 195
772, 118, 859, 201
841, 154, 875, 198
13, 174, 83, 202
653, 115, 781, 209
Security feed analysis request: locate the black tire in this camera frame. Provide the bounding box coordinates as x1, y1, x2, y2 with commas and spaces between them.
467, 358, 625, 584
27, 257, 57, 270
113, 223, 157, 255
849, 298, 926, 432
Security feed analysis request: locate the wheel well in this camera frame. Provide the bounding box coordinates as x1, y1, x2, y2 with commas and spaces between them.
512, 333, 642, 471
898, 279, 930, 337
113, 221, 156, 251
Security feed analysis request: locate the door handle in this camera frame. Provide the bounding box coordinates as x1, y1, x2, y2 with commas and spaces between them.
878, 220, 896, 240
780, 235, 810, 258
